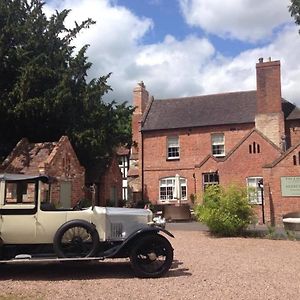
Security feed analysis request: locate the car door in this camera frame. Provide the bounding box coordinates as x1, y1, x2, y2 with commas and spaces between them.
0, 180, 37, 244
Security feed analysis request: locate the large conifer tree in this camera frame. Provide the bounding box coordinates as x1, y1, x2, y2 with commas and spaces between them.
290, 0, 300, 33
0, 0, 133, 173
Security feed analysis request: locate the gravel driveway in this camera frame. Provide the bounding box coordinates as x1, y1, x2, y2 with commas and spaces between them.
0, 225, 300, 300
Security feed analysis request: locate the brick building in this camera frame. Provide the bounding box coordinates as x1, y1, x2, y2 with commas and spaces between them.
128, 58, 300, 225
0, 136, 85, 208
97, 154, 123, 207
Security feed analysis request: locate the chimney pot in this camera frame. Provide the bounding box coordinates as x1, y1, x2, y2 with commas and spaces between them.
258, 57, 263, 63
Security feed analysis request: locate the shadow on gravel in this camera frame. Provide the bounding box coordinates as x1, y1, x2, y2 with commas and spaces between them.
0, 259, 191, 280
168, 259, 192, 278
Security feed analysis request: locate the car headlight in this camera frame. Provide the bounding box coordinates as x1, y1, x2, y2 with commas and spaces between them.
147, 210, 153, 223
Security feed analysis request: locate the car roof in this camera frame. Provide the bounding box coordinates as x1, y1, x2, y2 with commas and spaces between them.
0, 173, 49, 182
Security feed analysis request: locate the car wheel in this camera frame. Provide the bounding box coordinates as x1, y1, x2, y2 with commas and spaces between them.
53, 220, 99, 258
130, 234, 173, 278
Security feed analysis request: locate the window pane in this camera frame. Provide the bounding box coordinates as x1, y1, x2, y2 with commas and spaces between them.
159, 177, 187, 201
247, 177, 262, 204
167, 136, 179, 159
5, 181, 36, 204
168, 136, 179, 147
181, 186, 187, 200
203, 172, 219, 191
168, 147, 179, 158
212, 134, 224, 144
212, 133, 225, 156
212, 145, 225, 155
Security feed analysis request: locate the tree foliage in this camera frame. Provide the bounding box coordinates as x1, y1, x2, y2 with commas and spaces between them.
0, 0, 133, 174
289, 0, 300, 33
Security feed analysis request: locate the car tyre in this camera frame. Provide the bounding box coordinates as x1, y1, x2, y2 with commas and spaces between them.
53, 220, 99, 258
130, 234, 173, 278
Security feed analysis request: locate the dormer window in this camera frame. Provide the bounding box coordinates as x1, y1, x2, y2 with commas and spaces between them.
211, 133, 225, 157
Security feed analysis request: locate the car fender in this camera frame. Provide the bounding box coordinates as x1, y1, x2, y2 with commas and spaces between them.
103, 226, 174, 258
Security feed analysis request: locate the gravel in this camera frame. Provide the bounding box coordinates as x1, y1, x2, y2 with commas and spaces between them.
1, 227, 300, 300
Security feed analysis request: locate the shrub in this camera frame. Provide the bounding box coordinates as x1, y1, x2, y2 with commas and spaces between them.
195, 185, 254, 236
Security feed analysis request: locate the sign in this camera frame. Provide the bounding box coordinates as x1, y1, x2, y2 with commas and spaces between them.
281, 176, 300, 196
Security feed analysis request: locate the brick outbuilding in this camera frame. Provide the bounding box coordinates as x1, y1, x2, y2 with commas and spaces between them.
0, 136, 85, 208
128, 58, 300, 225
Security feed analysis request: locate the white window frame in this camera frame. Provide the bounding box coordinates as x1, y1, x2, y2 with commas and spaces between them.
247, 177, 263, 205
203, 172, 219, 190
118, 155, 129, 201
167, 136, 180, 160
211, 133, 225, 157
159, 177, 187, 203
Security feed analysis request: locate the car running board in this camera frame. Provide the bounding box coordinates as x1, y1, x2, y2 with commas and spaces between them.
0, 256, 105, 264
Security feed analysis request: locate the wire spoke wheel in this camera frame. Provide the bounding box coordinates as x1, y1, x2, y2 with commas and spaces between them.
130, 234, 173, 278
53, 220, 99, 258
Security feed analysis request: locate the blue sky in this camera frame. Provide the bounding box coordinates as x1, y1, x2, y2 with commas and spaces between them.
117, 0, 254, 56
46, 0, 300, 105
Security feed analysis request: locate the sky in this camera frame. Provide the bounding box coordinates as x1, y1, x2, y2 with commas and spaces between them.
45, 0, 300, 105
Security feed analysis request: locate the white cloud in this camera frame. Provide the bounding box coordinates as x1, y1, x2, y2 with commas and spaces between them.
45, 0, 154, 101
197, 25, 300, 104
179, 0, 292, 42
45, 0, 300, 106
134, 35, 215, 98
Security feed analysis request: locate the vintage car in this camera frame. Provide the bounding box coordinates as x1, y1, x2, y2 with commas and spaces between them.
0, 174, 174, 278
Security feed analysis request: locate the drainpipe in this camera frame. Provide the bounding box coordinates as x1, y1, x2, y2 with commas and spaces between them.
258, 179, 265, 224
193, 173, 196, 195
141, 130, 144, 202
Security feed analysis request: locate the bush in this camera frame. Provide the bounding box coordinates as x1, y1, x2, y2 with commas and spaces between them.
195, 185, 254, 236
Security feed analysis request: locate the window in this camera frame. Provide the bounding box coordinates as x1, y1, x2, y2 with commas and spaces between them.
167, 136, 180, 159
249, 142, 260, 154
5, 181, 36, 204
203, 172, 219, 190
247, 177, 263, 204
211, 133, 225, 157
159, 177, 187, 202
118, 155, 129, 201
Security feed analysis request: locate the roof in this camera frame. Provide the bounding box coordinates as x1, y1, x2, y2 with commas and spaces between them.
142, 90, 300, 132
264, 140, 300, 168
0, 136, 80, 175
0, 139, 57, 174
0, 173, 49, 182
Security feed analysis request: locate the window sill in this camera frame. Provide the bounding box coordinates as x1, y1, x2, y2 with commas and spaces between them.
212, 154, 225, 158
158, 199, 187, 203
166, 157, 180, 161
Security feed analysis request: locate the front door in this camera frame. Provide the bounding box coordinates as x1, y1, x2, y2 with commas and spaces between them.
59, 181, 72, 208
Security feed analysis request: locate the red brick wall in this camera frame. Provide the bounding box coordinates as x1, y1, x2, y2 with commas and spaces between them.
144, 124, 253, 171
256, 60, 282, 114
255, 59, 284, 147
98, 156, 123, 207
46, 138, 85, 207
263, 146, 300, 225
143, 124, 254, 204
195, 131, 282, 222
286, 120, 300, 148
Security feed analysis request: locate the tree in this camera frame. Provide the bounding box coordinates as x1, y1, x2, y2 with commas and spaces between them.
289, 0, 300, 33
0, 0, 133, 173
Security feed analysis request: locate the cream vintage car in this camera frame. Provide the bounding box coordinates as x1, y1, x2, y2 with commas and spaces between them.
0, 174, 174, 278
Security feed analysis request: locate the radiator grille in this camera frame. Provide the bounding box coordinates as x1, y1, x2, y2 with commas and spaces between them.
110, 223, 123, 238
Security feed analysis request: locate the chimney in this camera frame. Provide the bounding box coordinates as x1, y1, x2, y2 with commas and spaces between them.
133, 81, 149, 115
132, 81, 149, 155
255, 58, 285, 148
128, 82, 150, 197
